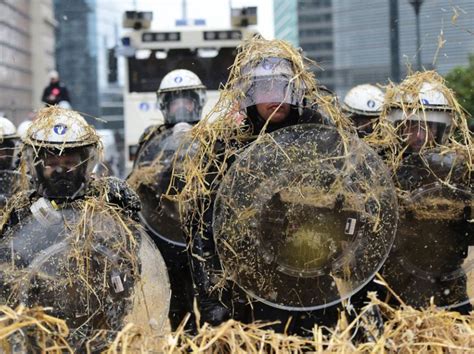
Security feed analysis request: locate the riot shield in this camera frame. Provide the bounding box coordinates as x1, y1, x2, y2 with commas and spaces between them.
131, 124, 193, 246
0, 170, 26, 208
383, 152, 474, 309
213, 124, 398, 311
0, 201, 170, 343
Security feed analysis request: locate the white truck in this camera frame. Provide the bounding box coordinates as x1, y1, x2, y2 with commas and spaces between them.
119, 9, 258, 172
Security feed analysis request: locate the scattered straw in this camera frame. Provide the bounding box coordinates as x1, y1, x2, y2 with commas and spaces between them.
0, 295, 471, 353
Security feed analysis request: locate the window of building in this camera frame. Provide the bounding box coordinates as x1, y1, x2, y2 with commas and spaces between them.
298, 13, 332, 23
298, 0, 331, 10
302, 41, 333, 51
299, 28, 332, 37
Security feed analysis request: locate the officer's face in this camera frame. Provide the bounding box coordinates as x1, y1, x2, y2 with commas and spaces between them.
256, 102, 291, 123
42, 152, 82, 179
401, 121, 437, 152
169, 98, 195, 115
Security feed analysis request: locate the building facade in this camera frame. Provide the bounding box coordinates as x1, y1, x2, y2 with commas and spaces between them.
54, 0, 127, 128
31, 0, 57, 111
273, 0, 335, 89
274, 0, 474, 95
0, 0, 55, 124
54, 0, 100, 119
333, 0, 474, 96
298, 0, 334, 89
274, 0, 299, 46
0, 0, 32, 123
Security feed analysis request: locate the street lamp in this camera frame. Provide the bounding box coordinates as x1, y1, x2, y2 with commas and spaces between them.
408, 0, 424, 71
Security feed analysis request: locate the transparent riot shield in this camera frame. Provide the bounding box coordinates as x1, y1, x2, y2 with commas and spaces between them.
0, 170, 25, 208
0, 201, 170, 343
213, 124, 398, 311
383, 152, 474, 309
130, 124, 193, 246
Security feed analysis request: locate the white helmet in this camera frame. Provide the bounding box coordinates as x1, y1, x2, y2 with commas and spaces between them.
413, 82, 450, 110
157, 69, 207, 125
58, 100, 72, 109
388, 82, 454, 152
343, 84, 384, 117
26, 109, 99, 147
388, 82, 453, 127
24, 107, 101, 199
0, 117, 17, 138
0, 117, 19, 170
17, 120, 33, 141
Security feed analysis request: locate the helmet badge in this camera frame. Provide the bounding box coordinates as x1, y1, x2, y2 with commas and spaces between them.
262, 59, 274, 71
367, 99, 376, 108
174, 76, 183, 84
53, 124, 67, 135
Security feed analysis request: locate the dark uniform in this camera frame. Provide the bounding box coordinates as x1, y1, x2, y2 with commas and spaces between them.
186, 105, 388, 335
1, 177, 141, 233
130, 123, 196, 331
382, 152, 473, 313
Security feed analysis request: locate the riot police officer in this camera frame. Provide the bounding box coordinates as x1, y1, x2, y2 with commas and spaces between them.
0, 106, 170, 348
185, 38, 397, 335
381, 77, 473, 314
342, 84, 385, 138
128, 69, 207, 331
133, 69, 206, 165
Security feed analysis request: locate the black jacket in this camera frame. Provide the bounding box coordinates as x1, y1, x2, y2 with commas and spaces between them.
0, 177, 141, 235
186, 105, 380, 333
41, 82, 70, 106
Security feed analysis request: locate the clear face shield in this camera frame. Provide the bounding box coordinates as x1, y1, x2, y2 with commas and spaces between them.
390, 109, 453, 153
159, 90, 203, 125
240, 77, 304, 108
26, 145, 98, 199
237, 58, 305, 123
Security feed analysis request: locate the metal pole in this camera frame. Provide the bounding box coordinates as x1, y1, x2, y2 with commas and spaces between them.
409, 0, 424, 71
389, 0, 400, 82
415, 10, 422, 70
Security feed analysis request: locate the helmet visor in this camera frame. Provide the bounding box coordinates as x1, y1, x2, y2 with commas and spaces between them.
26, 145, 98, 199
395, 120, 447, 153
159, 90, 202, 124
239, 76, 304, 110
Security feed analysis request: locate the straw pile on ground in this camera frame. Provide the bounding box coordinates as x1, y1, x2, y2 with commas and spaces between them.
0, 296, 471, 353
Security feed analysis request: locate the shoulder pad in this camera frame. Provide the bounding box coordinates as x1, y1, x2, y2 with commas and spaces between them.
0, 190, 37, 234
138, 124, 166, 145
87, 177, 141, 221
